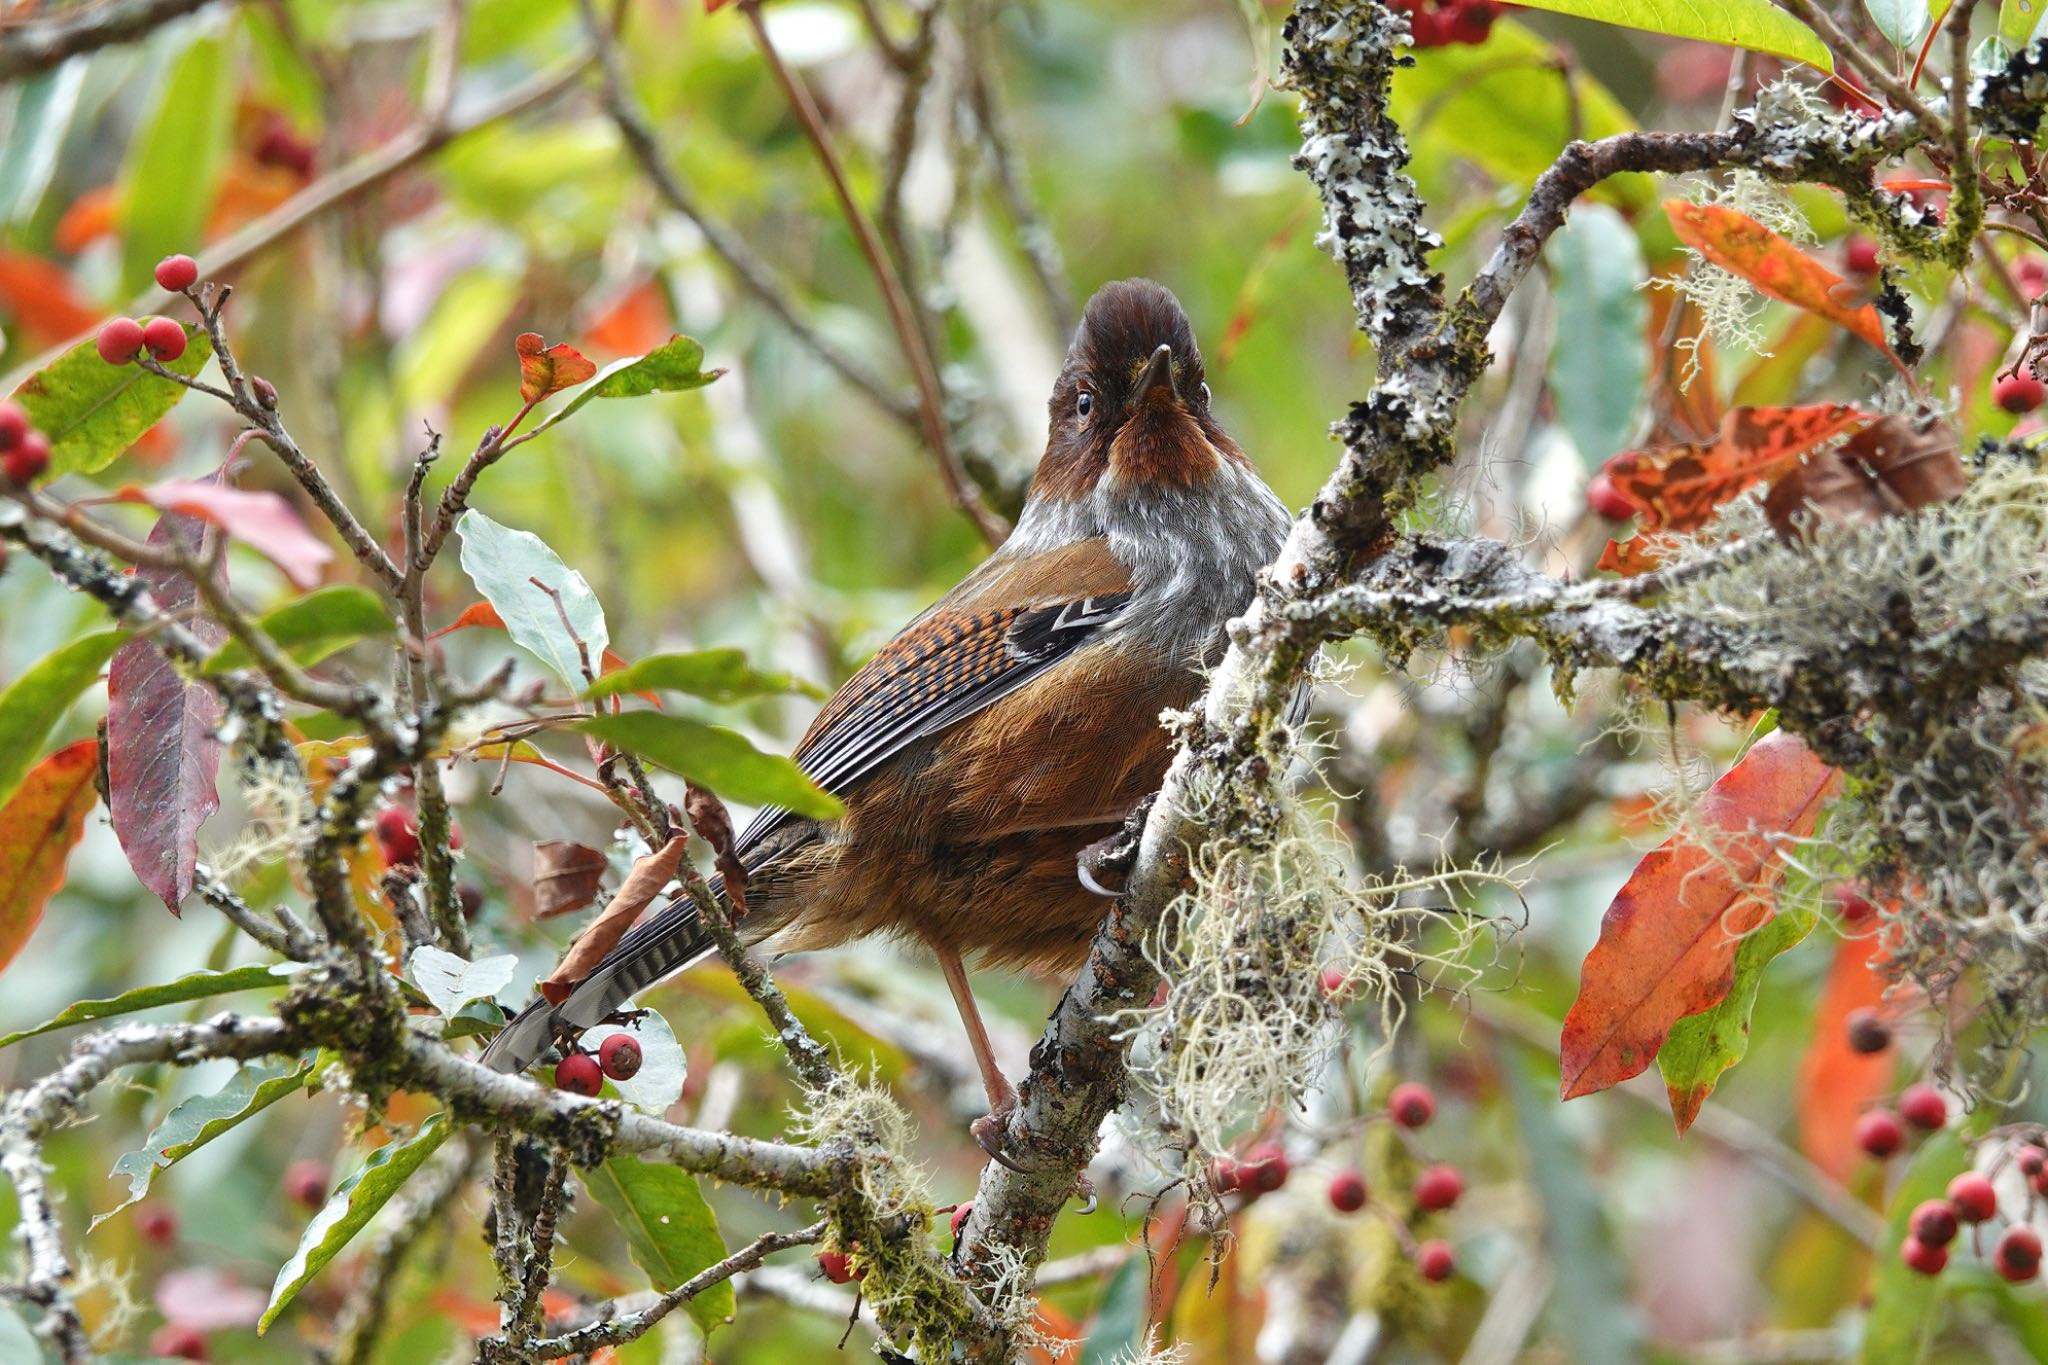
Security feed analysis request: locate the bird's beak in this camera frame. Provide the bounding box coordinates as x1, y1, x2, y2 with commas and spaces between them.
1132, 343, 1179, 407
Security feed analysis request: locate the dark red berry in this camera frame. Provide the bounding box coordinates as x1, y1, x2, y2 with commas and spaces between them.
251, 375, 279, 409
284, 1159, 329, 1208
1210, 1156, 1242, 1194
950, 1201, 973, 1237
1857, 1109, 1905, 1158
1408, 10, 1449, 46
1844, 236, 1880, 275
1909, 1199, 1958, 1247
818, 1249, 863, 1283
136, 1204, 178, 1245
2034, 1166, 2048, 1199
1947, 1171, 1998, 1223
2019, 1144, 2047, 1178
1835, 886, 1877, 926
1996, 372, 2045, 415
458, 884, 485, 919
1389, 1082, 1437, 1130
1242, 1141, 1289, 1194
96, 317, 144, 365
1585, 472, 1635, 521
554, 1052, 603, 1096
149, 1324, 209, 1361
2, 430, 49, 484
1416, 1239, 1455, 1282
598, 1033, 642, 1081
1997, 1225, 2043, 1282
1414, 1164, 1463, 1213
1320, 963, 1350, 1001
0, 401, 25, 451
1328, 1169, 1368, 1213
1902, 1235, 1949, 1276
1845, 1007, 1891, 1055
141, 316, 187, 363
155, 254, 199, 293
374, 805, 420, 865
1445, 1, 1497, 44
1900, 1084, 1948, 1132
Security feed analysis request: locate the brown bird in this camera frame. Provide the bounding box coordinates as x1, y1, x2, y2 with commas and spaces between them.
483, 279, 1290, 1151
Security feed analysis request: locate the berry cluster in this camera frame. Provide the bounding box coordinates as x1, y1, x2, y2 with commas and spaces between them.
1209, 1080, 1464, 1284
1390, 0, 1501, 48
1856, 1081, 1950, 1161
1899, 1158, 2043, 1283
0, 399, 51, 487
552, 1033, 643, 1095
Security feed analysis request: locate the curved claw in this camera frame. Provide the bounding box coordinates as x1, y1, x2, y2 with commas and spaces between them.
971, 1113, 1031, 1173
1070, 1173, 1098, 1214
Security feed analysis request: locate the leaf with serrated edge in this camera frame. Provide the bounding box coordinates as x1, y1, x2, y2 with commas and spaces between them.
261, 1115, 450, 1333
455, 511, 609, 689
204, 586, 395, 674
0, 964, 292, 1048
582, 1156, 733, 1334
580, 712, 841, 820
407, 946, 517, 1017
97, 1060, 312, 1227
0, 629, 124, 812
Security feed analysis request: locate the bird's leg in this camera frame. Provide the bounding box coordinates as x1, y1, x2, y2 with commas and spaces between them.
936, 948, 1027, 1170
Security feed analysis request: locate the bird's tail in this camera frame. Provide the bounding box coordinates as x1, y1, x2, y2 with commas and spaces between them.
478, 894, 721, 1074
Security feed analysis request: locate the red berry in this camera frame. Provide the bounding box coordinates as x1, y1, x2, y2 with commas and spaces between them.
1844, 236, 1880, 275
818, 1249, 863, 1283
284, 1158, 329, 1208
1902, 1235, 1949, 1276
1900, 1084, 1948, 1132
141, 317, 187, 363
1242, 1141, 1289, 1194
2018, 258, 2048, 297
1845, 1007, 1891, 1055
1445, 1, 1497, 43
1415, 1239, 1455, 1282
136, 1204, 178, 1245
1320, 963, 1350, 1001
2, 430, 49, 484
1210, 1156, 1242, 1194
1835, 887, 1877, 926
554, 1052, 603, 1096
950, 1201, 974, 1237
1389, 1082, 1437, 1130
96, 317, 144, 365
1996, 372, 2045, 415
1414, 1164, 1463, 1213
0, 401, 25, 451
1997, 1225, 2043, 1282
1947, 1171, 1999, 1223
598, 1033, 642, 1081
155, 254, 199, 293
149, 1323, 209, 1361
1408, 10, 1449, 46
1909, 1199, 1958, 1247
1328, 1169, 1368, 1213
1857, 1109, 1905, 1159
374, 805, 420, 865
1585, 472, 1635, 521
2034, 1166, 2048, 1199
2019, 1144, 2047, 1178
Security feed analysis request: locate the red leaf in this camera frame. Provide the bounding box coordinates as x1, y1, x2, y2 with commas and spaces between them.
0, 740, 100, 975
0, 249, 100, 345
120, 481, 333, 588
1797, 930, 1894, 1181
1665, 201, 1892, 353
1560, 732, 1843, 1100
109, 515, 227, 914
515, 332, 597, 403
583, 279, 674, 357
434, 601, 654, 704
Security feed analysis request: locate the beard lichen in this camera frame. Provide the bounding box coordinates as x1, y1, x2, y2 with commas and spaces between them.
1655, 169, 1817, 385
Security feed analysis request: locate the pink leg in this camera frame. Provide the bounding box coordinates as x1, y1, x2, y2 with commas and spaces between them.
935, 948, 1023, 1166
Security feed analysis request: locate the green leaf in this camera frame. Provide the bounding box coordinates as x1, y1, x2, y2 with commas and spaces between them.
202, 586, 396, 674
443, 997, 507, 1041
583, 648, 822, 704
455, 510, 609, 689
0, 964, 292, 1048
0, 629, 124, 811
1506, 0, 1831, 69
10, 327, 214, 477
261, 1114, 451, 1333
583, 1156, 734, 1336
1862, 1131, 1969, 1363
396, 268, 522, 413
1864, 0, 1931, 47
2000, 0, 2045, 49
119, 27, 237, 293
1656, 901, 1817, 1132
1077, 1253, 1150, 1365
97, 1059, 313, 1227
533, 334, 724, 435
0, 64, 84, 225
1548, 203, 1647, 472
0, 1305, 41, 1365
580, 712, 842, 820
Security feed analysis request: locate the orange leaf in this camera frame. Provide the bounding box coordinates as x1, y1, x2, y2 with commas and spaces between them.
583, 279, 674, 357
53, 185, 118, 255
0, 741, 100, 975
433, 601, 654, 703
0, 249, 100, 345
515, 332, 597, 403
1560, 731, 1843, 1100
1665, 200, 1892, 353
1796, 930, 1894, 1181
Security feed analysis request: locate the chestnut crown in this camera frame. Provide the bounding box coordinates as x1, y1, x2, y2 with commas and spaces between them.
1033, 279, 1245, 500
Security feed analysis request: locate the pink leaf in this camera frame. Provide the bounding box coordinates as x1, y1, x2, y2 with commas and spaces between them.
109, 514, 225, 914
155, 1267, 265, 1330
122, 480, 333, 587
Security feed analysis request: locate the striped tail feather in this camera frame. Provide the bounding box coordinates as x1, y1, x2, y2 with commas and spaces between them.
478, 894, 720, 1074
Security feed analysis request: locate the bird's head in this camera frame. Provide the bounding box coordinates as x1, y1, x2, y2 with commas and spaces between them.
1030, 279, 1250, 504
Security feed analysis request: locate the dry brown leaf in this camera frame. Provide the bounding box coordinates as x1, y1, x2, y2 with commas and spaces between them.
533, 840, 608, 919
684, 783, 748, 916
538, 836, 685, 1004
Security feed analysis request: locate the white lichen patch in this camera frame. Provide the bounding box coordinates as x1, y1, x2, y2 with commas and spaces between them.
205, 753, 314, 885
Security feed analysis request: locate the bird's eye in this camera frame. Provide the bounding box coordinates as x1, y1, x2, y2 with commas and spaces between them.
1076, 391, 1094, 420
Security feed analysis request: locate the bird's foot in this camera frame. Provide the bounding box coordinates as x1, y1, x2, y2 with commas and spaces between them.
1070, 1172, 1098, 1213
1078, 830, 1138, 898
970, 1102, 1030, 1173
